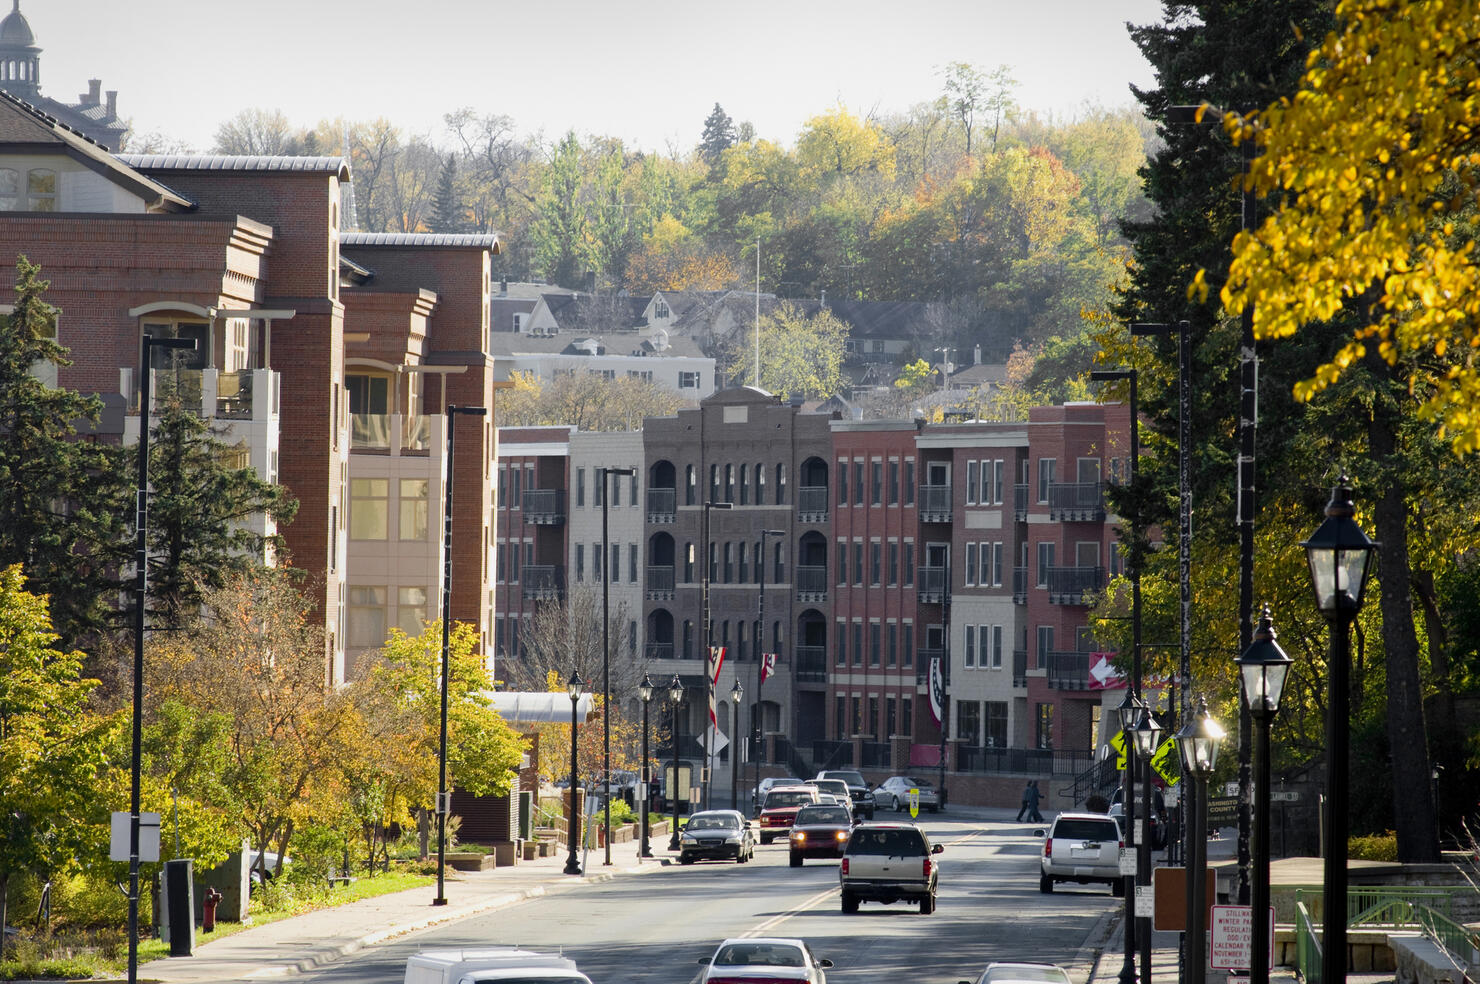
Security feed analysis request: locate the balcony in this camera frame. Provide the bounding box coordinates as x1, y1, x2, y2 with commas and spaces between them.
1046, 565, 1105, 605
1012, 567, 1028, 605
1048, 481, 1106, 522
521, 489, 566, 524
646, 487, 676, 523
127, 367, 281, 423
917, 565, 948, 604
797, 486, 828, 523
795, 566, 828, 602
1013, 483, 1029, 522
646, 565, 675, 600
918, 483, 952, 523
795, 646, 827, 683
1046, 651, 1093, 690
644, 643, 674, 662
521, 565, 565, 601
1012, 649, 1028, 687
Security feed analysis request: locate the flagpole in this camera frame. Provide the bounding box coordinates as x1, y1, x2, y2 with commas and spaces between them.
754, 238, 761, 387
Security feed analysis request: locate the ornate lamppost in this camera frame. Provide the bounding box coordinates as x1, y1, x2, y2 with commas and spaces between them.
1177, 699, 1225, 984
667, 675, 685, 851
638, 675, 654, 858
563, 671, 584, 876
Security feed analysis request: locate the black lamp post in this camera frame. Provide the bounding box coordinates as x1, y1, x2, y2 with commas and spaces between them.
1238, 605, 1294, 984
129, 334, 196, 984
1302, 477, 1378, 984
435, 404, 486, 906
1133, 704, 1163, 984
1116, 688, 1145, 984
564, 671, 584, 876
667, 674, 685, 850
1177, 698, 1225, 984
701, 499, 733, 810
729, 677, 744, 809
638, 675, 654, 858
753, 527, 784, 815
600, 466, 636, 866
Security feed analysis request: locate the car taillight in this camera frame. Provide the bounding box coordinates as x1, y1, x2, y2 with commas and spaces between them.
923, 857, 933, 878
1044, 839, 1052, 857
709, 978, 803, 984
841, 857, 849, 875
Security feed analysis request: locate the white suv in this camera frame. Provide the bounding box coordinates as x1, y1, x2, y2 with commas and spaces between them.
1038, 812, 1123, 895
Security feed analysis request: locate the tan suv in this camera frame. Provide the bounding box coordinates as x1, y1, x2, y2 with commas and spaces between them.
1038, 812, 1124, 895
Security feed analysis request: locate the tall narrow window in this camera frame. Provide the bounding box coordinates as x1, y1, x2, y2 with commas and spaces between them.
686, 464, 696, 505
966, 461, 980, 504
775, 463, 787, 504
964, 625, 977, 668
576, 467, 585, 507
739, 464, 749, 505
904, 460, 916, 505
853, 461, 865, 506
838, 459, 849, 506
871, 461, 883, 505
888, 459, 899, 505
964, 543, 978, 586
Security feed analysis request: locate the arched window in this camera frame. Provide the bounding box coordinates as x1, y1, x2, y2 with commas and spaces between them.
685, 464, 696, 505
774, 541, 785, 583
739, 464, 749, 505
756, 462, 766, 504
709, 463, 720, 502
776, 463, 787, 504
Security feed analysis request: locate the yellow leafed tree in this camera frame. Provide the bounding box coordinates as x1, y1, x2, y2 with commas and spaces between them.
1220, 0, 1480, 450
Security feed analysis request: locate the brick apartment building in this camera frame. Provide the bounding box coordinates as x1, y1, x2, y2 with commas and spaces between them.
0, 93, 501, 683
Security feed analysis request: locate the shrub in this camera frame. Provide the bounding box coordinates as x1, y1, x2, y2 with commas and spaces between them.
1348, 832, 1398, 861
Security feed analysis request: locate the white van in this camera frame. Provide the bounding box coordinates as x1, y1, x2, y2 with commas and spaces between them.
403, 947, 592, 984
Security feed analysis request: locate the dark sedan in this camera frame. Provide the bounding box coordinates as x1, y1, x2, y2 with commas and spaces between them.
788, 805, 853, 866
678, 810, 756, 864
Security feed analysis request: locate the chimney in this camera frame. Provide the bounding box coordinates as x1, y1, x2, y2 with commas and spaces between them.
85, 79, 101, 105
105, 90, 117, 120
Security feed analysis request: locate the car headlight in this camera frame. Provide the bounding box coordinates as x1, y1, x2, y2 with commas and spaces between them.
681, 835, 697, 844
792, 831, 806, 841
835, 831, 848, 840
724, 836, 740, 845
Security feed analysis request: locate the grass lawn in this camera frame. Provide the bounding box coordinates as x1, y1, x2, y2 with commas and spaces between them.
0, 870, 435, 980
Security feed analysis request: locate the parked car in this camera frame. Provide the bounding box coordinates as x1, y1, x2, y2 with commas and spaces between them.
814, 769, 875, 820
1039, 812, 1124, 895
697, 937, 832, 984
1109, 785, 1168, 849
871, 775, 942, 813
678, 810, 756, 865
758, 786, 821, 844
839, 821, 942, 914
789, 805, 853, 866
404, 947, 591, 984
960, 962, 1073, 984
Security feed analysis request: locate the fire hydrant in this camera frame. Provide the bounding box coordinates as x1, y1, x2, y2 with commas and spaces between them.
202, 887, 222, 932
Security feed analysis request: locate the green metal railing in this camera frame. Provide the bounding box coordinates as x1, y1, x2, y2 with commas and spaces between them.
1295, 902, 1322, 984
1413, 906, 1480, 970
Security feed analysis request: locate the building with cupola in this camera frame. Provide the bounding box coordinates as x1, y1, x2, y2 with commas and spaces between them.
0, 0, 128, 151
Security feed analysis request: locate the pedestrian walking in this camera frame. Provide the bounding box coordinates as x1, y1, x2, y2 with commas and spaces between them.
1015, 780, 1032, 821
1026, 779, 1044, 823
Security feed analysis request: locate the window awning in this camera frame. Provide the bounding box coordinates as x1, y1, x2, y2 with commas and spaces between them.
485, 691, 594, 724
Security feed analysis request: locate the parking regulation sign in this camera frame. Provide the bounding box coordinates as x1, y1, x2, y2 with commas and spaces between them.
1210, 904, 1275, 971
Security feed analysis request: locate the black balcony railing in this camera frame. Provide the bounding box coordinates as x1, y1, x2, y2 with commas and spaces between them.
956, 746, 1096, 775
797, 486, 828, 522
1047, 481, 1106, 521
795, 646, 827, 683
1046, 650, 1092, 690
522, 565, 565, 600
1012, 567, 1028, 605
1046, 565, 1105, 604
1012, 649, 1028, 687
1013, 483, 1029, 521
644, 643, 674, 662
646, 565, 675, 599
646, 487, 676, 522
918, 484, 952, 522
795, 566, 828, 601
859, 741, 892, 769
917, 565, 948, 604
812, 739, 854, 770
521, 489, 566, 524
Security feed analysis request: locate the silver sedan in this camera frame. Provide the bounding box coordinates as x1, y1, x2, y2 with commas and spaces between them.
871, 775, 942, 813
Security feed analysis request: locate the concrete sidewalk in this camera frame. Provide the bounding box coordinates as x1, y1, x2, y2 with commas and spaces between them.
136, 835, 662, 983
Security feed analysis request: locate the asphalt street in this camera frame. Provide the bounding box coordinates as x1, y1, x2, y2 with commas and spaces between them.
299, 813, 1118, 984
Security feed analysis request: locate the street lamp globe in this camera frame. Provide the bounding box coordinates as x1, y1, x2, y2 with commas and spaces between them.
638, 675, 654, 704
1238, 605, 1294, 716
567, 671, 584, 701
667, 675, 684, 704
1300, 477, 1379, 618
1117, 688, 1144, 733
1132, 705, 1162, 758
1177, 699, 1225, 777
730, 678, 744, 706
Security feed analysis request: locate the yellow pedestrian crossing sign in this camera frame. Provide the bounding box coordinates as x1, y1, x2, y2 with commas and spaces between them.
1110, 730, 1181, 786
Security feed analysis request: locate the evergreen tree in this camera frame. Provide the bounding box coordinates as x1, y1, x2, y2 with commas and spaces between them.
0, 257, 130, 646
430, 154, 465, 234
529, 132, 590, 288
699, 102, 736, 170
145, 394, 299, 630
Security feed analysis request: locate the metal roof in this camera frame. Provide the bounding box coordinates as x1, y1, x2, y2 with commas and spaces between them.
342, 232, 501, 250
118, 154, 352, 179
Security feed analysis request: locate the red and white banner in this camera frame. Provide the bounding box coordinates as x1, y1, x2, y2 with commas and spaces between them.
1089, 652, 1126, 689
928, 657, 945, 726
707, 646, 726, 725
760, 652, 776, 684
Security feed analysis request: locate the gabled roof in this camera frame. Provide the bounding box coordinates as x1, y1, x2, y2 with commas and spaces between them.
0, 90, 192, 211
342, 231, 501, 252
826, 299, 932, 339
119, 154, 352, 182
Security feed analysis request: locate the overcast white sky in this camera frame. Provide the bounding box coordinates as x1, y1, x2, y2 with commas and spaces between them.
37, 0, 1168, 154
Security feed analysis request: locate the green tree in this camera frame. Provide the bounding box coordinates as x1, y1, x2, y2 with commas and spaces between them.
941, 62, 1017, 156
0, 257, 130, 646
0, 565, 123, 951
699, 103, 737, 170
722, 301, 848, 401
496, 370, 688, 432
146, 395, 298, 630
429, 154, 466, 234
529, 131, 592, 287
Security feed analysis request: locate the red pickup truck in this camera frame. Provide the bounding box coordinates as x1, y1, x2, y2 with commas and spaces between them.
757, 786, 820, 844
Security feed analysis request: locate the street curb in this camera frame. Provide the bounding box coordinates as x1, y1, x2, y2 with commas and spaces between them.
1072, 905, 1122, 984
